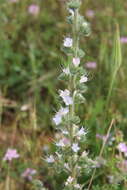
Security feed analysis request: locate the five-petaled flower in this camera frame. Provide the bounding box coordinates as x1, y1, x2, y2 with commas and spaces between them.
72, 143, 80, 153
63, 37, 73, 47
117, 142, 127, 153
53, 107, 69, 125
77, 127, 87, 136
3, 148, 20, 161
59, 89, 73, 105
46, 155, 55, 163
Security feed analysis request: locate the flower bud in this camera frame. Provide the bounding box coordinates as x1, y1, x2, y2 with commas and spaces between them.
80, 22, 91, 36
67, 0, 81, 9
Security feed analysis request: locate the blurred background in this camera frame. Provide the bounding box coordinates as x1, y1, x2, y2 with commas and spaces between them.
0, 0, 127, 189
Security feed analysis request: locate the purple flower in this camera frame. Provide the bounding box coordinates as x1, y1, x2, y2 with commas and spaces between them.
117, 142, 127, 153
21, 168, 36, 181
85, 62, 97, 69
63, 37, 73, 47
86, 10, 95, 18
28, 4, 40, 16
120, 37, 127, 44
3, 148, 20, 161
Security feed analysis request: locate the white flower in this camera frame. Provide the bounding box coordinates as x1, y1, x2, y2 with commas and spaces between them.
77, 127, 87, 136
21, 104, 29, 111
65, 176, 74, 186
63, 37, 73, 47
63, 67, 70, 75
46, 155, 55, 163
53, 107, 69, 125
72, 143, 80, 153
80, 75, 88, 83
73, 57, 80, 67
56, 139, 65, 147
62, 130, 69, 135
53, 114, 62, 125
59, 89, 73, 105
74, 184, 81, 189
58, 107, 69, 116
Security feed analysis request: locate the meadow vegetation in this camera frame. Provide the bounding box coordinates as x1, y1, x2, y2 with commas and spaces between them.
0, 0, 127, 190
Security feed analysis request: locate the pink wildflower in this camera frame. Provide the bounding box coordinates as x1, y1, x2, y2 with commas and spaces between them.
117, 142, 127, 153
3, 148, 19, 161
28, 4, 40, 16
120, 37, 127, 44
85, 62, 97, 69
72, 57, 80, 67
86, 10, 95, 18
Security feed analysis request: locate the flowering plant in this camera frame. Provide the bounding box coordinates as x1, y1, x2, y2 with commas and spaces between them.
43, 0, 97, 189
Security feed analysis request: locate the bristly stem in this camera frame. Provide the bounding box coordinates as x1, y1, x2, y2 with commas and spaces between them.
70, 7, 79, 182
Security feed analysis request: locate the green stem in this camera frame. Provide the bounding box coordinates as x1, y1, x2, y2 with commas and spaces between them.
69, 8, 80, 185
5, 163, 11, 190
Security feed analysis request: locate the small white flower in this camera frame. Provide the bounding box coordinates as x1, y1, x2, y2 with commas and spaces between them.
65, 176, 74, 186
62, 130, 69, 135
59, 89, 73, 105
63, 37, 73, 47
59, 89, 70, 96
64, 96, 73, 105
21, 104, 29, 111
53, 114, 62, 125
73, 57, 80, 67
53, 107, 69, 125
63, 67, 70, 75
72, 143, 80, 153
58, 107, 69, 116
56, 139, 65, 147
77, 127, 87, 136
46, 155, 55, 163
74, 184, 81, 189
80, 75, 88, 83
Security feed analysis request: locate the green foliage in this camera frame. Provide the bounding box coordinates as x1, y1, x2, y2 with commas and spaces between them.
0, 0, 127, 189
